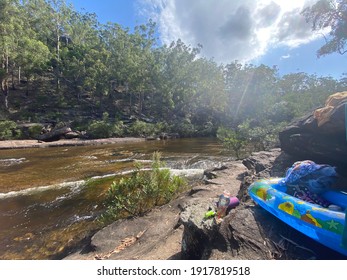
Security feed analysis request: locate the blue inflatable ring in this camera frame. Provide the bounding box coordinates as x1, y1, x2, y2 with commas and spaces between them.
248, 178, 347, 257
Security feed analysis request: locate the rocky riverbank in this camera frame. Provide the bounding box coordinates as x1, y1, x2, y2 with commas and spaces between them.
64, 148, 346, 260
4, 92, 347, 260
64, 160, 248, 260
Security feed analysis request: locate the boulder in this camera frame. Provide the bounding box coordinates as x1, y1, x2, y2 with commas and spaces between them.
279, 92, 347, 175
64, 131, 81, 139
178, 149, 346, 260
237, 149, 295, 202
37, 126, 72, 142
180, 198, 346, 260
314, 91, 347, 132
159, 133, 180, 140
179, 200, 325, 260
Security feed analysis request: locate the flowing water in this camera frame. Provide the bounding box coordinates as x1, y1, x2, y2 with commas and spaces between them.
0, 138, 233, 259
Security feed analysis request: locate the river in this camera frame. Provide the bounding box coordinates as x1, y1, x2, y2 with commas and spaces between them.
0, 138, 233, 259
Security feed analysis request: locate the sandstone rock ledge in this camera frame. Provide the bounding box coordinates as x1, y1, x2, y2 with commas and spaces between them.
64, 149, 347, 260
0, 137, 145, 150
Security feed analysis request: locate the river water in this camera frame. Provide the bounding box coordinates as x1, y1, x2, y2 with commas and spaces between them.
0, 138, 233, 259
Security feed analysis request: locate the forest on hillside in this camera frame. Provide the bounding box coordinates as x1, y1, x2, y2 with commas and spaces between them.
1, 0, 347, 149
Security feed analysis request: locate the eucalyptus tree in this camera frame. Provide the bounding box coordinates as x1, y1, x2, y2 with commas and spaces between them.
153, 40, 202, 120
224, 62, 279, 123
99, 23, 133, 112
187, 57, 226, 130
0, 0, 22, 108
128, 21, 157, 115
23, 0, 74, 93
57, 10, 106, 101
302, 0, 347, 57
223, 61, 243, 120
15, 37, 50, 95
279, 72, 342, 118
0, 0, 51, 108
99, 21, 157, 115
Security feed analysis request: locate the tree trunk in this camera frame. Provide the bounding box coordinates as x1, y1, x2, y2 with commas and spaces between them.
4, 90, 8, 109
56, 30, 61, 93
2, 78, 9, 109
26, 76, 30, 96
1, 75, 9, 109
129, 92, 132, 114
138, 92, 143, 114
1, 55, 9, 109
11, 66, 15, 90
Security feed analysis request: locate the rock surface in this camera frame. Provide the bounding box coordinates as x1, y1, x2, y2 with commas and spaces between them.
180, 149, 346, 260
279, 92, 347, 176
0, 137, 145, 149
64, 150, 347, 260
64, 161, 248, 260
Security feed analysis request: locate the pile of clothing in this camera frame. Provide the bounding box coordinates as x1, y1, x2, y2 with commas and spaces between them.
282, 160, 338, 208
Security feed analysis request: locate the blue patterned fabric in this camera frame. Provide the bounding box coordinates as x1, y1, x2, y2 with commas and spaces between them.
284, 160, 338, 194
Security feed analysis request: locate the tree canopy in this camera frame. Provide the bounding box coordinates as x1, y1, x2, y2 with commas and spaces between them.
302, 0, 347, 57
0, 0, 346, 143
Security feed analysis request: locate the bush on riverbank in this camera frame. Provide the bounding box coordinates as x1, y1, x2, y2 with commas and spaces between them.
86, 112, 125, 139
216, 126, 247, 159
216, 120, 287, 159
128, 120, 168, 137
0, 121, 22, 140
99, 152, 187, 223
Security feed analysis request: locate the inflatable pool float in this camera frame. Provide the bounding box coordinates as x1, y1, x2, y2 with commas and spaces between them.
248, 178, 347, 257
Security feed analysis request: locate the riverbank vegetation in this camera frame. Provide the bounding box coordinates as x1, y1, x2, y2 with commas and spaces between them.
99, 152, 187, 223
1, 0, 346, 152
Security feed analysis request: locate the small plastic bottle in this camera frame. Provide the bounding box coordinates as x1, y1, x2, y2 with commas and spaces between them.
216, 191, 230, 219
216, 191, 240, 219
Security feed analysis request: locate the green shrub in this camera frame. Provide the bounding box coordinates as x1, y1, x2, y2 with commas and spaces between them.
112, 121, 125, 137
0, 121, 22, 140
99, 152, 187, 223
128, 120, 167, 137
28, 124, 43, 139
87, 120, 112, 138
216, 126, 248, 159
87, 118, 125, 139
87, 111, 125, 139
128, 120, 151, 136
102, 112, 109, 122
238, 119, 287, 151
195, 121, 215, 136
170, 118, 196, 137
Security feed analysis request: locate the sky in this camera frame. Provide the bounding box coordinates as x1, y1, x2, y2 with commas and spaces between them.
68, 0, 347, 79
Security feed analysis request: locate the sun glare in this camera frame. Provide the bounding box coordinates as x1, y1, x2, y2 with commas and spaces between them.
272, 0, 305, 11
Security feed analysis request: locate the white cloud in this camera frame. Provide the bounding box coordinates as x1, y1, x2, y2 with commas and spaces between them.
281, 54, 291, 59
137, 0, 326, 63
